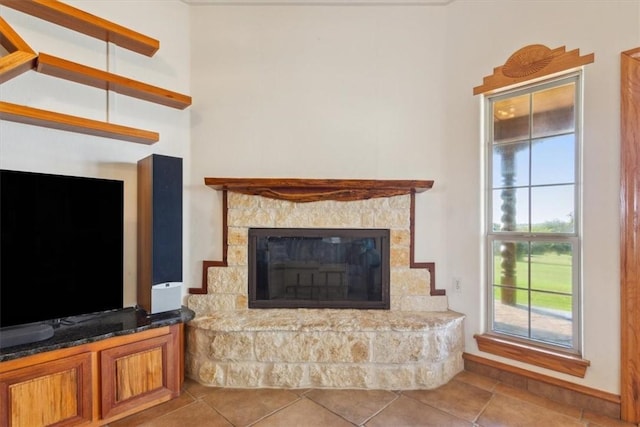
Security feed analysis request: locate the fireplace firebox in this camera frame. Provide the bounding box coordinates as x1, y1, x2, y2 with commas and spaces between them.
248, 228, 390, 309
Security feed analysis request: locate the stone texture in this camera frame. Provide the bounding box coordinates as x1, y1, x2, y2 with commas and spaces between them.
208, 267, 247, 294
309, 364, 369, 388
266, 364, 306, 388
186, 310, 464, 389
210, 332, 254, 361
390, 229, 411, 246
390, 246, 410, 267
227, 227, 247, 246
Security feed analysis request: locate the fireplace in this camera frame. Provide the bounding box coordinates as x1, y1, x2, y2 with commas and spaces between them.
248, 228, 390, 309
185, 179, 463, 390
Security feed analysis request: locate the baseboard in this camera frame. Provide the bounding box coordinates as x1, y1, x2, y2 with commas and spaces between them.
463, 352, 621, 419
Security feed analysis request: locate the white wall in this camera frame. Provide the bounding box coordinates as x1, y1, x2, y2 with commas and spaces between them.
188, 3, 450, 286
0, 1, 191, 307
189, 0, 639, 394
444, 0, 639, 394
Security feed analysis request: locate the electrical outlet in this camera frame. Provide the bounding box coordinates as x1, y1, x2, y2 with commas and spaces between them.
452, 277, 462, 293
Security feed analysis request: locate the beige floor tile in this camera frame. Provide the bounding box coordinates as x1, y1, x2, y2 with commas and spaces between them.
494, 382, 582, 419
366, 395, 472, 427
201, 388, 300, 426
454, 371, 499, 392
138, 401, 232, 427
183, 377, 223, 399
527, 380, 621, 419
251, 398, 355, 427
477, 394, 586, 427
108, 370, 635, 427
582, 410, 638, 427
107, 392, 197, 427
403, 378, 493, 422
305, 388, 398, 425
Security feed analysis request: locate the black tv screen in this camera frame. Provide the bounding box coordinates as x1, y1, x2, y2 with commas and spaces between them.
0, 169, 124, 328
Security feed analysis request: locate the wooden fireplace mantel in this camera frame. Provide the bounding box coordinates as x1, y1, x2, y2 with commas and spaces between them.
203, 178, 434, 203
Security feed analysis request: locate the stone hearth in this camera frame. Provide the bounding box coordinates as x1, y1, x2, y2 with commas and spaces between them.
186, 181, 464, 389
187, 309, 463, 389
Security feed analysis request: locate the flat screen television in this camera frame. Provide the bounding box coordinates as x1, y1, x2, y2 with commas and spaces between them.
0, 169, 124, 340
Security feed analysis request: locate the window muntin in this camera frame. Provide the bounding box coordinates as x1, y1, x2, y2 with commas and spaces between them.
486, 74, 581, 352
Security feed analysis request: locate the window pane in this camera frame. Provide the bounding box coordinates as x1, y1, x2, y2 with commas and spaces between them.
530, 291, 573, 347
492, 240, 529, 289
531, 185, 575, 232
531, 135, 575, 186
530, 242, 573, 293
493, 286, 529, 339
494, 94, 530, 143
487, 75, 580, 353
492, 188, 529, 232
532, 83, 575, 139
492, 141, 530, 188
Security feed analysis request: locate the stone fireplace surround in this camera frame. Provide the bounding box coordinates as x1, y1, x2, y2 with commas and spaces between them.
186, 179, 465, 389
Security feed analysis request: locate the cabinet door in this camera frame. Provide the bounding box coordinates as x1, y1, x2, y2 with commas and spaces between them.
0, 352, 93, 427
100, 330, 179, 420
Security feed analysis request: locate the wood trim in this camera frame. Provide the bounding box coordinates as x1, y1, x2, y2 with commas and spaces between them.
410, 191, 444, 296
463, 352, 620, 405
36, 53, 192, 110
620, 46, 640, 423
474, 44, 594, 95
0, 0, 159, 57
190, 191, 228, 294
474, 333, 590, 378
0, 16, 37, 84
0, 101, 159, 144
204, 178, 434, 203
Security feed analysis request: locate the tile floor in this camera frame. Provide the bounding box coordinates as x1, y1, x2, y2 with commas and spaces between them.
107, 371, 637, 427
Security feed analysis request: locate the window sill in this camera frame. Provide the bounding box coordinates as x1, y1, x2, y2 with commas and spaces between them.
474, 333, 590, 378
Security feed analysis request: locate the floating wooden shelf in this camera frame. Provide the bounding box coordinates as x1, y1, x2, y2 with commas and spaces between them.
0, 101, 159, 144
0, 0, 159, 57
0, 16, 37, 84
36, 53, 192, 109
0, 5, 190, 143
204, 178, 434, 203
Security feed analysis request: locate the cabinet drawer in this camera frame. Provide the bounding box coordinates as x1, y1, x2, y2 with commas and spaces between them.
0, 352, 92, 427
100, 332, 179, 419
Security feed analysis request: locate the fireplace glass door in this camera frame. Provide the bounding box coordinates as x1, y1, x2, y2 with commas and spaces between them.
248, 228, 390, 309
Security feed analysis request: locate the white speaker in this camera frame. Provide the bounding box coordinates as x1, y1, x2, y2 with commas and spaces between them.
151, 282, 182, 314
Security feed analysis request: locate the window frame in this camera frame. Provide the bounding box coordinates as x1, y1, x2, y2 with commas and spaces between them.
484, 72, 583, 355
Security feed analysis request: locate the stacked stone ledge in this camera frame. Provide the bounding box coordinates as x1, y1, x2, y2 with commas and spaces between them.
186, 309, 464, 389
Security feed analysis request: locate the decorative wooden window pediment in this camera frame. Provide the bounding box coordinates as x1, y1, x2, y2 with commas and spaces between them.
473, 44, 594, 96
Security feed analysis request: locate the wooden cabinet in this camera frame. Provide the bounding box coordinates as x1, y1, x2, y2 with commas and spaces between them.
0, 352, 93, 426
100, 328, 180, 420
0, 324, 183, 426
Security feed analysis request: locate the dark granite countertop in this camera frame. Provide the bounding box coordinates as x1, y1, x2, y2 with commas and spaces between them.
0, 306, 195, 362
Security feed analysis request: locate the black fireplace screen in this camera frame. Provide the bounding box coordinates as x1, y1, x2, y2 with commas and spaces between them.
248, 228, 390, 309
